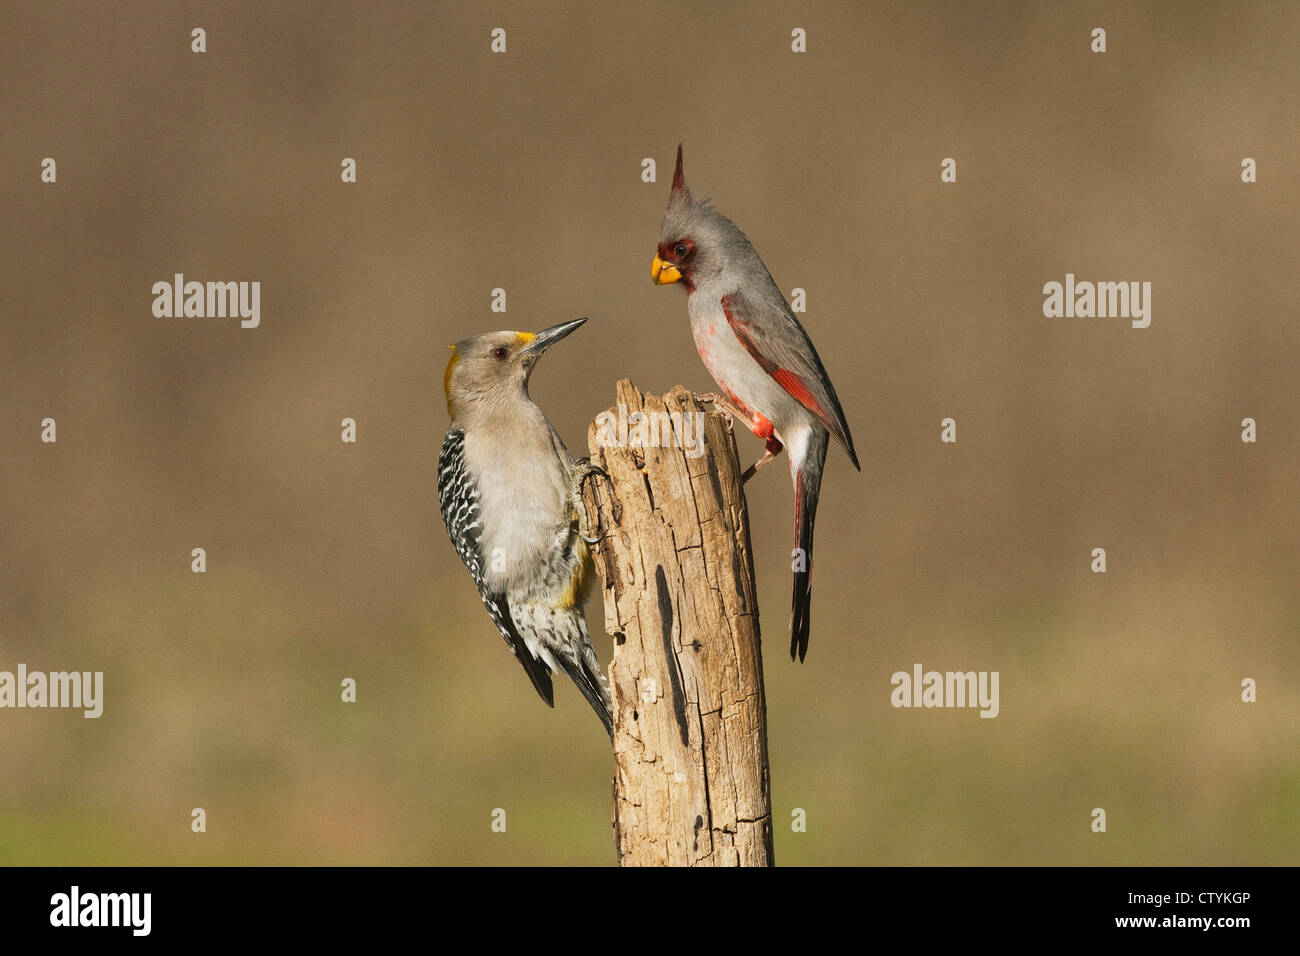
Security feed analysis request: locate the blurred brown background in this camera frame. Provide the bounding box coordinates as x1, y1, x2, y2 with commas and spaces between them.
1, 1, 1296, 865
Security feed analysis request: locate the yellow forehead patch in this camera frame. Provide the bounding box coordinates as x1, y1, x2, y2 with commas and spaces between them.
515, 331, 536, 346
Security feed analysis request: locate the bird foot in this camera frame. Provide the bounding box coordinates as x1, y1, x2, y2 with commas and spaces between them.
570, 459, 609, 543
693, 392, 748, 425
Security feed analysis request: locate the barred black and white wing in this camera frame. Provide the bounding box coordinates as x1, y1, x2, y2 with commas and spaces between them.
437, 429, 555, 707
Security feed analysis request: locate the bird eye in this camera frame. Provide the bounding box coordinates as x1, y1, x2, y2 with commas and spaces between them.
492, 346, 509, 359
674, 243, 689, 258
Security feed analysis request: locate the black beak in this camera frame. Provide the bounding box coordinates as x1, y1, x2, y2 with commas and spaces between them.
519, 317, 587, 358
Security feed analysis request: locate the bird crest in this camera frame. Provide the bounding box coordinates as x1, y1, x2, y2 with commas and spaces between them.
670, 144, 691, 203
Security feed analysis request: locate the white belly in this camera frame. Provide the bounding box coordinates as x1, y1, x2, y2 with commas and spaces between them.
462, 416, 570, 595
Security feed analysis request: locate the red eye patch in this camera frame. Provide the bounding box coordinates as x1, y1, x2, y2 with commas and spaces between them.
658, 238, 696, 262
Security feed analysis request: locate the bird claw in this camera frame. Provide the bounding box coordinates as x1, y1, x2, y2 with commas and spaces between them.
693, 392, 730, 418
693, 392, 748, 426
570, 459, 610, 543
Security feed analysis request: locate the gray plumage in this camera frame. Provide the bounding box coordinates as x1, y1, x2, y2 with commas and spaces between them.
653, 146, 859, 660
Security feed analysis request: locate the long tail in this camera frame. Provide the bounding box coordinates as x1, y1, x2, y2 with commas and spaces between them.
562, 656, 613, 740
561, 625, 614, 740
790, 427, 829, 662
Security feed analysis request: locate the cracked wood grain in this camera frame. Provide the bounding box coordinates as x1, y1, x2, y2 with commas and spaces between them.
583, 380, 774, 867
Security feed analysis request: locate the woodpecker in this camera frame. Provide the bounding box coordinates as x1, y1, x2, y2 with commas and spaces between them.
651, 146, 860, 662
438, 317, 613, 738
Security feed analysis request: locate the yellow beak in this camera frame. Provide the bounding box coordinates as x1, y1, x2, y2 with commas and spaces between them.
651, 255, 682, 285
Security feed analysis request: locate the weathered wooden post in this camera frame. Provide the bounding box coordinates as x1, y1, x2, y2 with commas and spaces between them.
582, 380, 773, 866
